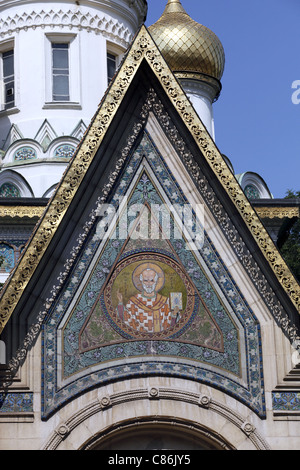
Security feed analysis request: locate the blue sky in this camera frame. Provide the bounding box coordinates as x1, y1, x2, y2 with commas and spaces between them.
145, 0, 300, 198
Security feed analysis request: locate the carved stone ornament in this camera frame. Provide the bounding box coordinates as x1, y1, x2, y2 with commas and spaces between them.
99, 396, 111, 409
241, 421, 256, 436
199, 395, 211, 408
56, 424, 70, 438
148, 387, 160, 399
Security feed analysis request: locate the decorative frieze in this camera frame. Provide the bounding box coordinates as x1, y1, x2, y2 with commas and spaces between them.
13, 146, 37, 162
272, 391, 300, 412
0, 9, 133, 47
0, 205, 45, 218
0, 392, 33, 414
256, 206, 300, 220
54, 145, 76, 159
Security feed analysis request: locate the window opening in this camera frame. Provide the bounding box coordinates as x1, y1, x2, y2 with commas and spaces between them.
52, 43, 70, 101
2, 50, 14, 109
107, 53, 117, 83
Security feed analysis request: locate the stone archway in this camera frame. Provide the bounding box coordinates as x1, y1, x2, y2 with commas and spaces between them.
42, 381, 271, 450
81, 417, 234, 450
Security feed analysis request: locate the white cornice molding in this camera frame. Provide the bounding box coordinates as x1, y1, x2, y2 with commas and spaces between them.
0, 0, 147, 16
0, 8, 133, 47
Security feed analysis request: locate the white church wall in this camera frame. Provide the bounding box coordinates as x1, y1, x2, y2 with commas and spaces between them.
0, 5, 130, 142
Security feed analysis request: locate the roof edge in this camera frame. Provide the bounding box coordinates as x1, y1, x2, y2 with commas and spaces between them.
0, 24, 299, 335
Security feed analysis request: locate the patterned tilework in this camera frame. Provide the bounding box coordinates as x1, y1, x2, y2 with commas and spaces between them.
0, 243, 15, 272
0, 392, 33, 413
0, 183, 20, 198
14, 146, 37, 161
42, 131, 265, 419
54, 145, 76, 158
272, 392, 300, 411
244, 184, 260, 200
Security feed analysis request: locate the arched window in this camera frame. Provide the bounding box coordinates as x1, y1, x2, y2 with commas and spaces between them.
0, 170, 34, 197
84, 421, 231, 450
244, 184, 260, 200
0, 182, 20, 198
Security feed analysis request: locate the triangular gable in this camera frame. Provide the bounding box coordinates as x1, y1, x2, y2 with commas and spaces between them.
71, 120, 88, 141
43, 131, 263, 418
0, 24, 299, 340
2, 124, 24, 151
78, 188, 224, 352
34, 119, 58, 150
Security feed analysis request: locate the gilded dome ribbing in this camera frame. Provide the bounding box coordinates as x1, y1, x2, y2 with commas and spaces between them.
148, 0, 225, 82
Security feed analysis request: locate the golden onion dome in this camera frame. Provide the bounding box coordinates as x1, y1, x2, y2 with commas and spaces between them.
148, 0, 225, 83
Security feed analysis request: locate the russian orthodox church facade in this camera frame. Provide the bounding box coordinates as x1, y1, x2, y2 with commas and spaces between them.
0, 0, 299, 451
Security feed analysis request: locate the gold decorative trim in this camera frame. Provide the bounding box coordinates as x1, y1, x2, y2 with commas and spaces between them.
255, 207, 300, 220
0, 25, 299, 334
0, 206, 46, 219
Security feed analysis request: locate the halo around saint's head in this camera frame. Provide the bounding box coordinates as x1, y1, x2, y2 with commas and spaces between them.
132, 263, 165, 292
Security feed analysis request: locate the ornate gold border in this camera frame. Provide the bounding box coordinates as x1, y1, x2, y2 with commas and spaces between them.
0, 206, 46, 219
0, 25, 299, 334
255, 206, 300, 220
